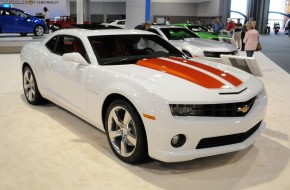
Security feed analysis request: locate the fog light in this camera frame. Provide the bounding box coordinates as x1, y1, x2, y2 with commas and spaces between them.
171, 134, 186, 148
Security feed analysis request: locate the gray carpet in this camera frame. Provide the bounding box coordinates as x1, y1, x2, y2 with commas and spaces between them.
260, 33, 290, 74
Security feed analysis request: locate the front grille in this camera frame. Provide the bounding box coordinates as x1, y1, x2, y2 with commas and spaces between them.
170, 96, 257, 117
204, 50, 237, 58
196, 121, 262, 149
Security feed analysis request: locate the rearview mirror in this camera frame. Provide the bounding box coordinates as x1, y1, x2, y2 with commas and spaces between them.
62, 53, 88, 66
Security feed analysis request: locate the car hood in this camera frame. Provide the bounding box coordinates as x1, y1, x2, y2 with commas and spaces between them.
106, 57, 261, 102
170, 38, 237, 52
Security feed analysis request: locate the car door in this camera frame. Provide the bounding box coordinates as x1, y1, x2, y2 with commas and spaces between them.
44, 35, 90, 114
6, 9, 33, 32
0, 9, 15, 32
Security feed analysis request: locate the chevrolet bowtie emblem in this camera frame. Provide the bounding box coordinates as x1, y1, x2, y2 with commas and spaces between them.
238, 105, 250, 113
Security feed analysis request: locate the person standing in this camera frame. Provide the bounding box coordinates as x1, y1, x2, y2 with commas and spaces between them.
226, 18, 236, 37
134, 21, 151, 31
243, 21, 259, 57
288, 20, 290, 37
266, 23, 270, 34
234, 18, 242, 49
240, 20, 248, 51
212, 18, 223, 33
43, 7, 50, 33
165, 17, 171, 25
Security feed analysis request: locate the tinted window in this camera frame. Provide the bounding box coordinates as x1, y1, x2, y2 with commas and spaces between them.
160, 28, 198, 40
88, 34, 184, 65
46, 35, 89, 63
188, 25, 208, 32
46, 36, 57, 52
10, 9, 27, 18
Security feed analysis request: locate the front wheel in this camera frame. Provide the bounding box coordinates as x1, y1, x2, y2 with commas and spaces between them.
23, 66, 45, 105
34, 25, 45, 36
105, 99, 148, 164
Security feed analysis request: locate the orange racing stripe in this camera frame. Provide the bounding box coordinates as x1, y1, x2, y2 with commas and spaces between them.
136, 58, 226, 89
169, 57, 243, 87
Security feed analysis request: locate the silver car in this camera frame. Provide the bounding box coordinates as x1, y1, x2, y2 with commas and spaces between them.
148, 26, 238, 62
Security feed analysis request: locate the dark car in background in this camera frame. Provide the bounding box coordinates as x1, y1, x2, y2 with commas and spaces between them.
0, 7, 47, 36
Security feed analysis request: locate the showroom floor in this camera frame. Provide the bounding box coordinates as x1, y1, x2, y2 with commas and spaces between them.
1, 43, 290, 189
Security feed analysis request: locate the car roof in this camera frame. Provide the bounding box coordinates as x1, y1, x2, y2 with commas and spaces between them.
53, 28, 156, 37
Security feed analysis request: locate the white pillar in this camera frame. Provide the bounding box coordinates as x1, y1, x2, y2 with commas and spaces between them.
76, 0, 84, 24
84, 0, 89, 22
125, 0, 146, 29
66, 0, 70, 16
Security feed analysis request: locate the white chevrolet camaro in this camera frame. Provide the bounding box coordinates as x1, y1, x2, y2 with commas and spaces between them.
20, 29, 267, 164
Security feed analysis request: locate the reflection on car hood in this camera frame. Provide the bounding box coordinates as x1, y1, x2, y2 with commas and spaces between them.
171, 38, 237, 52
107, 57, 258, 102
109, 57, 250, 89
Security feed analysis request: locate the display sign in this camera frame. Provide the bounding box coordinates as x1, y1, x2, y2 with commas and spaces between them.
0, 3, 11, 7
0, 0, 66, 18
220, 55, 263, 77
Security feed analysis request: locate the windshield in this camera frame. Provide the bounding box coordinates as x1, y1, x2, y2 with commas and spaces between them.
88, 34, 185, 65
187, 25, 208, 32
160, 28, 198, 40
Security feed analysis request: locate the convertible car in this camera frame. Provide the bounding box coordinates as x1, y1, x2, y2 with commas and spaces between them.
20, 29, 267, 164
148, 26, 237, 62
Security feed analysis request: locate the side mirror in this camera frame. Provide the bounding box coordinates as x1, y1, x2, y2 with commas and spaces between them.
62, 53, 88, 66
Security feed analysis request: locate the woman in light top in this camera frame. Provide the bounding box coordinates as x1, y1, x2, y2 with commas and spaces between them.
243, 21, 259, 57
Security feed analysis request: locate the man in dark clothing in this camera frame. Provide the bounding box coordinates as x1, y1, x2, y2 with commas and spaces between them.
241, 20, 248, 51
134, 22, 151, 31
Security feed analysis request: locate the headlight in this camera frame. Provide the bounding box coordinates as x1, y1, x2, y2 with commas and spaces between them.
170, 104, 203, 116
204, 51, 218, 57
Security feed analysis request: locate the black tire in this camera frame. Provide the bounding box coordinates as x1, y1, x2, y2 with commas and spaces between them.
105, 99, 148, 164
33, 25, 45, 36
20, 33, 28, 36
23, 66, 45, 105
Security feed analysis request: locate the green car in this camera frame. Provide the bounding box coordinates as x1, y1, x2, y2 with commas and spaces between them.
173, 23, 231, 41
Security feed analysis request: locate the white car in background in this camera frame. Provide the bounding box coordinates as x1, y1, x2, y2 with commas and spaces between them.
103, 19, 126, 28
148, 25, 238, 62
20, 29, 267, 164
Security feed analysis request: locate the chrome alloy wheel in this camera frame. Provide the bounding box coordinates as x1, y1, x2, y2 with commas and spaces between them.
23, 69, 36, 102
34, 25, 44, 36
107, 106, 137, 157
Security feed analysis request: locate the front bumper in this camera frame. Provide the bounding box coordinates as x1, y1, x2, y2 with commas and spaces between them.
143, 89, 267, 163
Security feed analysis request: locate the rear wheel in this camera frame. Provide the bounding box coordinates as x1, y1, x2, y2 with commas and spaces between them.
23, 66, 45, 105
34, 25, 44, 36
105, 99, 148, 164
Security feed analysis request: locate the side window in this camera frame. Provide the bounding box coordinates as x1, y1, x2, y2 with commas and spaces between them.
46, 35, 90, 63
46, 36, 58, 52
117, 21, 125, 25
10, 10, 27, 18
56, 36, 89, 63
